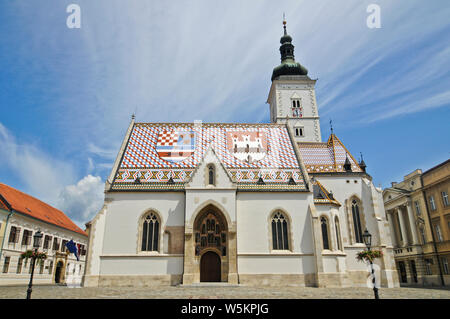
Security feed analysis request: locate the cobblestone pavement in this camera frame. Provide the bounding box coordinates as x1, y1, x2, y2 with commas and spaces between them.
0, 285, 449, 299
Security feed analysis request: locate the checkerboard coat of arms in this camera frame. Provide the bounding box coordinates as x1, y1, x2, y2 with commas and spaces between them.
156, 130, 196, 162
227, 131, 267, 163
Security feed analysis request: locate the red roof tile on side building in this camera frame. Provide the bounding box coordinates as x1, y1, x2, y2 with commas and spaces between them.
0, 183, 87, 237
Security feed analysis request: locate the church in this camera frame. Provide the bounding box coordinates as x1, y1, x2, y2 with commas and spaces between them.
83, 21, 399, 288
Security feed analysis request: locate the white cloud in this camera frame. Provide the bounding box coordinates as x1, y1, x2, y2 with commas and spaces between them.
0, 122, 76, 205
87, 143, 117, 160
0, 122, 104, 228
363, 90, 450, 123
57, 175, 104, 227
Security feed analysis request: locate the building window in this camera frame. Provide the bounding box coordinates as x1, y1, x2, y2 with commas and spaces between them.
291, 99, 302, 117
335, 217, 342, 251
352, 200, 364, 243
271, 212, 289, 250
442, 258, 449, 275
39, 261, 44, 274
52, 237, 60, 251
414, 201, 421, 216
420, 227, 427, 244
48, 261, 53, 274
294, 127, 304, 137
208, 165, 215, 185
8, 226, 20, 243
43, 235, 52, 249
2, 257, 10, 273
429, 196, 436, 211
442, 191, 449, 207
79, 244, 86, 256
425, 259, 433, 275
321, 217, 331, 250
61, 240, 68, 252
16, 257, 23, 274
141, 212, 160, 252
434, 224, 443, 242
194, 211, 227, 257
21, 230, 32, 246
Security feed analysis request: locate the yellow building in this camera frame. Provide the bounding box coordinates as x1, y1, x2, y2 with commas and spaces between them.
422, 159, 450, 285
383, 159, 449, 286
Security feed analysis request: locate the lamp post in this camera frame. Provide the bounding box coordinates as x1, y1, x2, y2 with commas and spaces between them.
26, 230, 43, 299
362, 228, 379, 299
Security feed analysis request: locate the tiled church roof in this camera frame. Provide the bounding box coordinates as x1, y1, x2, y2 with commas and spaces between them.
297, 134, 363, 173
312, 179, 341, 206
111, 123, 307, 191
0, 183, 87, 236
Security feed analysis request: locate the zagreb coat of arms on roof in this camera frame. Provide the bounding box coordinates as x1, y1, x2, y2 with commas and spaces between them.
227, 131, 267, 163
156, 130, 196, 162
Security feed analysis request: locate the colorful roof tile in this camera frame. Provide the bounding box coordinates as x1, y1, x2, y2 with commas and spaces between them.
297, 134, 363, 173
0, 183, 87, 236
112, 123, 307, 191
312, 179, 341, 206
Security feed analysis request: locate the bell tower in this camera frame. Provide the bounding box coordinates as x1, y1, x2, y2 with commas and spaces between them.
267, 18, 322, 142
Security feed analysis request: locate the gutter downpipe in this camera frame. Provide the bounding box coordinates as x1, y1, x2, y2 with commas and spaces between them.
420, 175, 445, 286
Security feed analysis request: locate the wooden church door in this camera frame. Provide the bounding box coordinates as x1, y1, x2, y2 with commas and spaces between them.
200, 251, 221, 282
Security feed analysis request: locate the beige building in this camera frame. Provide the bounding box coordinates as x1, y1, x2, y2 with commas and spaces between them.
0, 183, 88, 286
383, 159, 450, 286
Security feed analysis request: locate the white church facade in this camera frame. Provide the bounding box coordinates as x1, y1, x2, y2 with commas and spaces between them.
83, 21, 399, 288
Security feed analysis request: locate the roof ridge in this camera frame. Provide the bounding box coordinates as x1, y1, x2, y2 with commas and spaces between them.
134, 122, 285, 126
0, 183, 87, 236
0, 183, 59, 211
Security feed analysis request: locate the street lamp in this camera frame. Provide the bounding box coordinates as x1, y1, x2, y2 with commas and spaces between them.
362, 228, 379, 299
26, 230, 43, 299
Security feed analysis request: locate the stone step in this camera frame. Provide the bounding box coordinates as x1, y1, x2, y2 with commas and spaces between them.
179, 283, 241, 288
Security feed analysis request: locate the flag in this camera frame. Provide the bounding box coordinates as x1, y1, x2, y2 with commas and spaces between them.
65, 240, 79, 261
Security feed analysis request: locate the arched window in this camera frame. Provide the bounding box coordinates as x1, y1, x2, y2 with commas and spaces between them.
141, 212, 160, 251
335, 216, 342, 251
352, 200, 363, 243
321, 217, 330, 250
271, 212, 289, 250
194, 211, 227, 256
208, 165, 215, 185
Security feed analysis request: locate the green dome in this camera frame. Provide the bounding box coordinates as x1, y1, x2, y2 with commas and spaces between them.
280, 34, 292, 44
271, 22, 308, 81
271, 62, 308, 81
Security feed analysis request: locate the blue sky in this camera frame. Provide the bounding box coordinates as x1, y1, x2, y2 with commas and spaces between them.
0, 0, 449, 227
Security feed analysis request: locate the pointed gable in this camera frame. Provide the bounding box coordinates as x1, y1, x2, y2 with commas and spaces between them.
186, 147, 235, 188
290, 92, 301, 99
297, 134, 363, 173
312, 179, 341, 206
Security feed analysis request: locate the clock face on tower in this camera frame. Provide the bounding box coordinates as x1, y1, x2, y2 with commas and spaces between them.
292, 107, 303, 118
